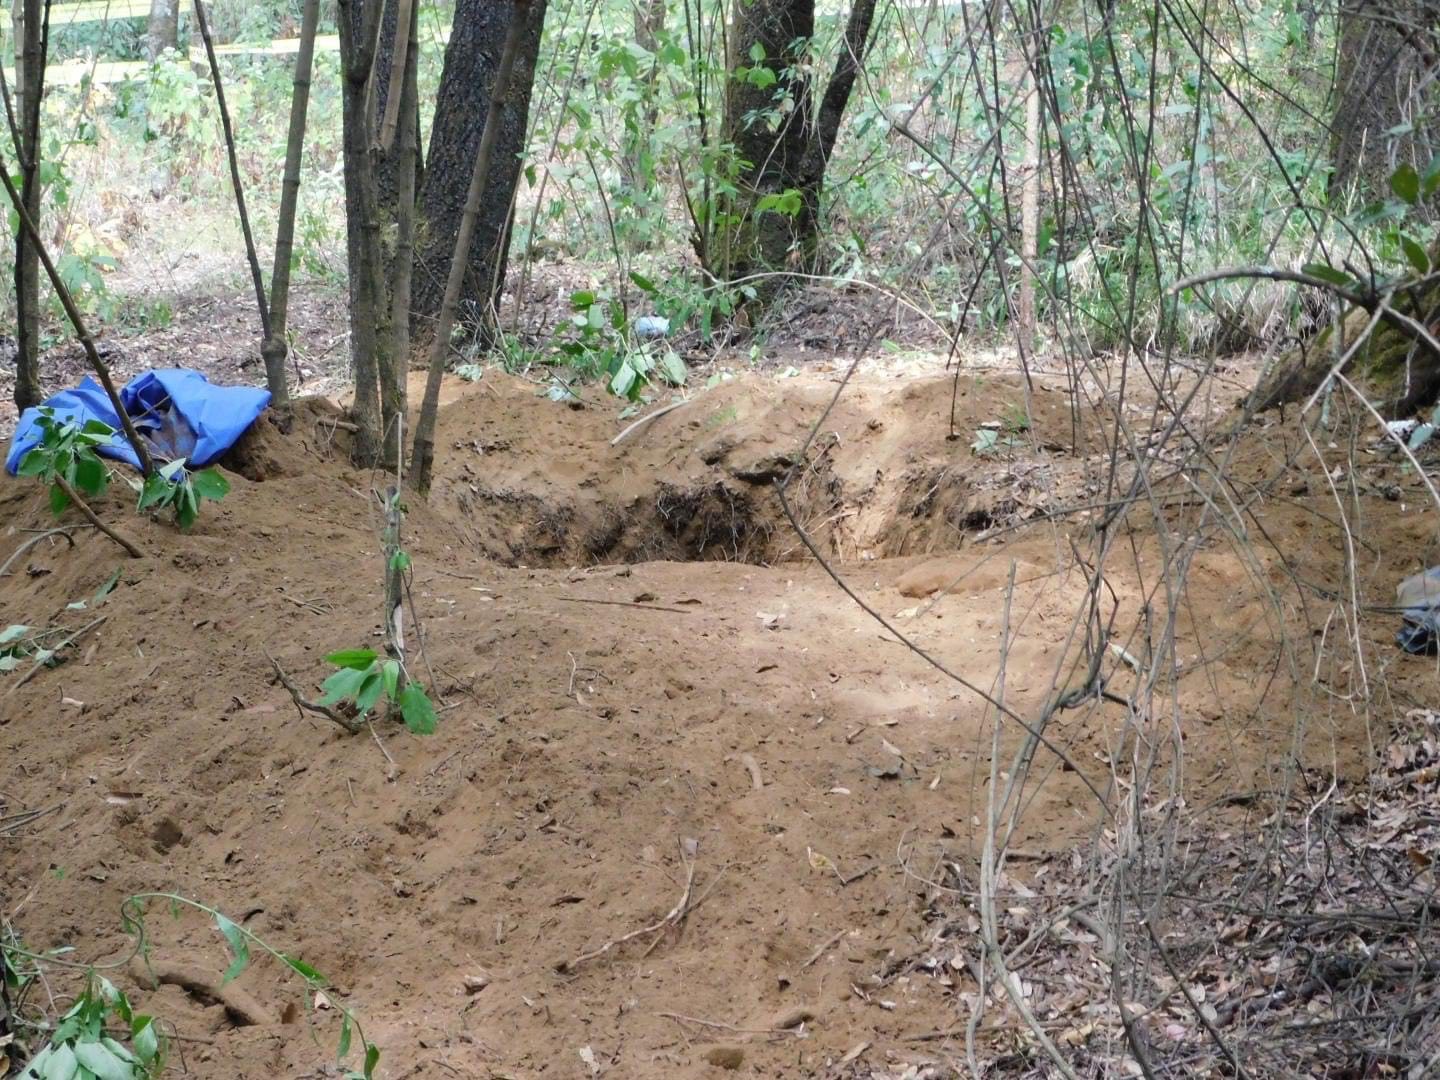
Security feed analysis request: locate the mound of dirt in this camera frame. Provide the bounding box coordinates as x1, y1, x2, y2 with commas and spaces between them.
1, 365, 1436, 1078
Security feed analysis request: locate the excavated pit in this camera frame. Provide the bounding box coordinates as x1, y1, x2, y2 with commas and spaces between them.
418, 370, 1050, 568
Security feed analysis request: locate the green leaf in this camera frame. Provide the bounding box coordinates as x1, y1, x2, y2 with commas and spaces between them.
0, 624, 30, 645
72, 1041, 133, 1080
746, 66, 777, 89
17, 449, 51, 477
137, 476, 172, 511
629, 271, 657, 294
1401, 234, 1432, 276
190, 467, 230, 502
389, 550, 411, 574
610, 363, 638, 400
1301, 262, 1355, 289
81, 419, 115, 437
0, 655, 20, 672
354, 671, 384, 716
280, 953, 324, 982
158, 458, 187, 481
1390, 162, 1421, 205
39, 1042, 77, 1080
398, 684, 437, 735
97, 978, 130, 1022
326, 649, 378, 670
213, 913, 250, 985
49, 483, 71, 517
658, 349, 687, 387
364, 1043, 380, 1078
73, 454, 107, 497
175, 483, 199, 529
131, 1017, 160, 1064
338, 1013, 352, 1059
381, 660, 400, 701
90, 568, 122, 609
569, 289, 596, 310
97, 1038, 136, 1065
319, 666, 369, 706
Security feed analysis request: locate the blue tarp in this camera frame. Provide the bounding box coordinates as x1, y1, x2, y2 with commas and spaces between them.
5, 369, 270, 476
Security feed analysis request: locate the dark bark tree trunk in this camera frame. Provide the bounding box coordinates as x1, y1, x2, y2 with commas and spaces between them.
11, 0, 47, 413
410, 0, 546, 346
144, 0, 179, 59
1252, 238, 1440, 415
412, 0, 531, 492
1329, 0, 1440, 207
719, 0, 878, 284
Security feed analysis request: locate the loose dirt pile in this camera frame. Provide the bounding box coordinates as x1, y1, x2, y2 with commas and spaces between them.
1, 361, 1436, 1077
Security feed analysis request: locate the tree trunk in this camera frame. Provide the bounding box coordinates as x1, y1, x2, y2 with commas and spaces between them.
380, 0, 420, 472
1329, 0, 1440, 207
410, 0, 546, 347
720, 0, 877, 284
411, 0, 530, 493
337, 0, 385, 465
11, 0, 45, 413
1252, 239, 1440, 416
144, 0, 179, 59
260, 0, 321, 412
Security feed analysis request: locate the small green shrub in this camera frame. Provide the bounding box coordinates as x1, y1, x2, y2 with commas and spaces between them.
16, 409, 118, 517
320, 649, 437, 735
136, 459, 230, 529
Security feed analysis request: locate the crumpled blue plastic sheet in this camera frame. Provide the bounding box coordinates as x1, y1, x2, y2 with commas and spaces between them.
5, 369, 270, 475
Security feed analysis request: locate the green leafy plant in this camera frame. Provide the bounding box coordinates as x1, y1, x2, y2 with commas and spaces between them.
17, 974, 165, 1080
560, 287, 687, 401
136, 460, 230, 529
17, 409, 118, 517
121, 893, 379, 1079
319, 649, 437, 735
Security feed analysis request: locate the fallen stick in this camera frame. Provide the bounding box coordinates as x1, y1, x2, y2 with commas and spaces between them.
0, 526, 82, 578
610, 398, 693, 447
265, 651, 361, 734
798, 929, 845, 970
557, 842, 722, 973
555, 596, 692, 614
8, 616, 107, 694
54, 477, 143, 558
656, 1010, 807, 1037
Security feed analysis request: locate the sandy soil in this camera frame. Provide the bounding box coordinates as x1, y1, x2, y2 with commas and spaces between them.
2, 351, 1437, 1077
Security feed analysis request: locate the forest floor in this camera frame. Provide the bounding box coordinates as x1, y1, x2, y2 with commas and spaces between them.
2, 283, 1438, 1078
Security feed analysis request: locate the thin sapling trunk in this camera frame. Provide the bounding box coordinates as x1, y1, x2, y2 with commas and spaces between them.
260, 0, 322, 411
337, 0, 387, 465
0, 154, 154, 474
193, 0, 272, 345
383, 0, 421, 472
11, 0, 48, 412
